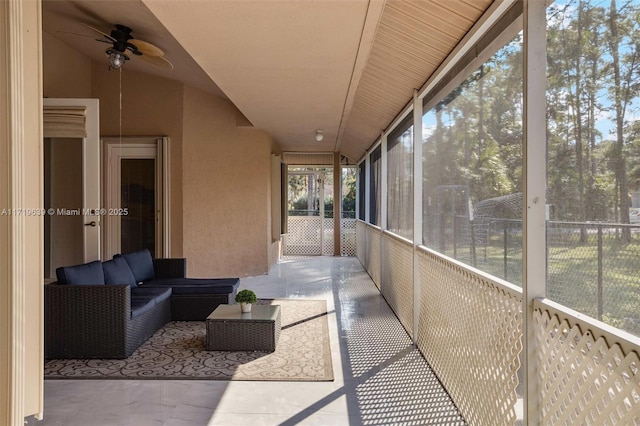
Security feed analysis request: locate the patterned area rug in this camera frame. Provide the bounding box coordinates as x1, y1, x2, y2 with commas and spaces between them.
44, 299, 333, 381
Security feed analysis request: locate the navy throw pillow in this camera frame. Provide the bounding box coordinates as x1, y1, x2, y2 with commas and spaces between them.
103, 256, 137, 287
119, 249, 155, 284
56, 260, 105, 285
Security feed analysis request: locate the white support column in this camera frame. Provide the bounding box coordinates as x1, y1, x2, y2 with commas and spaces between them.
380, 133, 388, 293
333, 152, 341, 256
365, 156, 370, 224
412, 91, 423, 344
1, 0, 44, 423
380, 133, 388, 232
523, 1, 547, 424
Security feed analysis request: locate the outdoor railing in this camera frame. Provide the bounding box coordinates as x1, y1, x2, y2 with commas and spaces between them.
416, 246, 523, 425
428, 218, 640, 336
356, 220, 367, 266
382, 232, 414, 335
534, 298, 640, 425
366, 224, 382, 289
284, 212, 357, 256
356, 219, 640, 425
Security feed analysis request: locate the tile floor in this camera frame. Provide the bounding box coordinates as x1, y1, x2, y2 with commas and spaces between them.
26, 256, 465, 426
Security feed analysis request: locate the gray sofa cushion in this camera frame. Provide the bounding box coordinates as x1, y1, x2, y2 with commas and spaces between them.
103, 256, 137, 287
119, 249, 155, 284
56, 260, 105, 285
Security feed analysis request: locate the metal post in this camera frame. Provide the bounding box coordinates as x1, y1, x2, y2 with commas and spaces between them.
381, 133, 388, 232
504, 221, 508, 281
597, 224, 603, 321
380, 132, 388, 294
318, 173, 324, 255
413, 90, 423, 345
365, 154, 370, 225
453, 215, 458, 259
307, 174, 313, 215
470, 219, 477, 267
333, 152, 341, 256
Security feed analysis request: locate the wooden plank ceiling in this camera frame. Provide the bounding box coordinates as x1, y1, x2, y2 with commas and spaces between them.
340, 0, 493, 162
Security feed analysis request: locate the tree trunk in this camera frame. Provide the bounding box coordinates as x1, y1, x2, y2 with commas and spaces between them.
576, 2, 587, 241
609, 0, 631, 240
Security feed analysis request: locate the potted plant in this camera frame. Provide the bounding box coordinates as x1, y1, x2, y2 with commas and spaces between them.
235, 289, 257, 313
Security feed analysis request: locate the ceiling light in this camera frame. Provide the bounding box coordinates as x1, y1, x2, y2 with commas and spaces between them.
315, 130, 324, 142
106, 49, 129, 69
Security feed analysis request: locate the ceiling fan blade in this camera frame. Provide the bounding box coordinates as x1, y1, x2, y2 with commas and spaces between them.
82, 23, 115, 42
57, 31, 112, 44
129, 39, 164, 57
137, 54, 174, 70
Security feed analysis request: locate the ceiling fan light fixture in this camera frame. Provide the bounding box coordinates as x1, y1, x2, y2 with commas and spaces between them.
64, 24, 172, 71
106, 49, 129, 69
315, 129, 324, 142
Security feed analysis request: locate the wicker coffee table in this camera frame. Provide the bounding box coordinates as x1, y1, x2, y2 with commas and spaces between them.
205, 304, 281, 352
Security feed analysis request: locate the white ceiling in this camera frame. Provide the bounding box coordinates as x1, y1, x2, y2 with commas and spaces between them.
41, 0, 493, 162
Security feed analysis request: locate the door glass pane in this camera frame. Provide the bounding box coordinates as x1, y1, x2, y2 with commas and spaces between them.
121, 159, 155, 255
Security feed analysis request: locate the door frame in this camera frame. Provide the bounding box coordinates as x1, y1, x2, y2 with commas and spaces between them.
102, 136, 170, 259
43, 98, 101, 263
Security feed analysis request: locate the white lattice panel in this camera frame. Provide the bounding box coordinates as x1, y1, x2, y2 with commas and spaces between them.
322, 218, 334, 255
341, 218, 356, 256
416, 247, 523, 426
366, 225, 382, 289
356, 221, 367, 266
284, 216, 321, 255
534, 307, 640, 426
382, 233, 414, 336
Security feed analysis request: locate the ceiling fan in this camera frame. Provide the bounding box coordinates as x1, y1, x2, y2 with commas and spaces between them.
63, 23, 173, 70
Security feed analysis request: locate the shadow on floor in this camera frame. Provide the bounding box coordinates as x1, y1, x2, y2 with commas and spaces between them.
278, 265, 466, 425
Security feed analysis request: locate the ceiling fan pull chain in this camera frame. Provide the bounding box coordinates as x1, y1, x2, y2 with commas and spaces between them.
119, 66, 122, 147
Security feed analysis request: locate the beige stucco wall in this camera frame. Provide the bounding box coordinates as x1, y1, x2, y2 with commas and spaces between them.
182, 85, 275, 277
42, 32, 92, 99
91, 65, 185, 257
42, 32, 281, 277
41, 33, 95, 276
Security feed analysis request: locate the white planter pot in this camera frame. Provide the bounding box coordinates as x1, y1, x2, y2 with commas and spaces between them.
240, 302, 252, 313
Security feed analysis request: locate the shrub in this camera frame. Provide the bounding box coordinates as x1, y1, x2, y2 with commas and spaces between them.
235, 289, 257, 304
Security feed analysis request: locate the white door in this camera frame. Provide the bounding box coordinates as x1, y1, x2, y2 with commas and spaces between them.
43, 98, 101, 279
103, 137, 169, 259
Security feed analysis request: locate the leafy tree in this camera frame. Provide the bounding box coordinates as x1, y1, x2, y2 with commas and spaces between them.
342, 167, 356, 216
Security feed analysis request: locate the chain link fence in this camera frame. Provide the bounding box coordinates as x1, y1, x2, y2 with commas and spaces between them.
429, 218, 640, 336
547, 222, 640, 335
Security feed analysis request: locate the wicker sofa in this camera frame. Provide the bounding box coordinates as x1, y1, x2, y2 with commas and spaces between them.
45, 250, 239, 359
